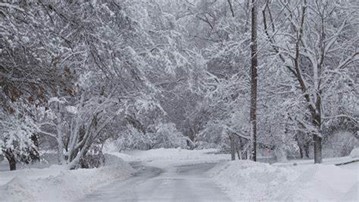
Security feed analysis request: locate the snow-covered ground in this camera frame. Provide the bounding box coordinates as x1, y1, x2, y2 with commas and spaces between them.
1, 148, 358, 201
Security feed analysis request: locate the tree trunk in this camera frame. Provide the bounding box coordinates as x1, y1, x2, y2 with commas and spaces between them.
299, 146, 304, 158
9, 157, 16, 171
4, 151, 17, 171
313, 134, 322, 163
304, 143, 310, 158
313, 91, 323, 163
56, 135, 65, 164
250, 0, 258, 161
230, 135, 235, 161
311, 115, 323, 163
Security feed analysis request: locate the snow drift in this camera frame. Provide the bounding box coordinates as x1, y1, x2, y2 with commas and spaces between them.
209, 160, 359, 201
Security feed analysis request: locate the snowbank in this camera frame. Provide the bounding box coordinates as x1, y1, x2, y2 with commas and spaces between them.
279, 164, 359, 201
0, 154, 134, 202
209, 160, 359, 201
273, 155, 359, 167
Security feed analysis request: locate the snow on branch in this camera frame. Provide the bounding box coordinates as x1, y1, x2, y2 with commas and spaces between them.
0, 3, 25, 12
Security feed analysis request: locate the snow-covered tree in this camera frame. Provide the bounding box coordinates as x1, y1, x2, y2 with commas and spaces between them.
263, 0, 359, 163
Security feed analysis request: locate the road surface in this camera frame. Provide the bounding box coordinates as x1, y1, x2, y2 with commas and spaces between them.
79, 162, 231, 202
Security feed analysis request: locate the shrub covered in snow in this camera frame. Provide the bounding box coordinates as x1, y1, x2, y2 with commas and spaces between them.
350, 147, 359, 158
195, 123, 232, 151
323, 131, 359, 158
115, 123, 186, 150
115, 126, 152, 150
0, 114, 39, 170
149, 123, 187, 149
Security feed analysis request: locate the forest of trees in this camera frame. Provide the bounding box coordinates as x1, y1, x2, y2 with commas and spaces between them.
1, 0, 358, 170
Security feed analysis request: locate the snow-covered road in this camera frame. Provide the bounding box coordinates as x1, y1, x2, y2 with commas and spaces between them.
79, 162, 231, 202
2, 149, 357, 201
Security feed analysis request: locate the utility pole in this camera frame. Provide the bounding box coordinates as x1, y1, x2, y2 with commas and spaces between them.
250, 0, 258, 161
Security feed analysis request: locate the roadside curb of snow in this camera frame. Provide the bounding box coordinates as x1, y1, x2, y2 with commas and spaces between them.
208, 160, 298, 201
0, 154, 134, 202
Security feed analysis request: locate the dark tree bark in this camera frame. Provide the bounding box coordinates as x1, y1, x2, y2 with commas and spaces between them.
250, 0, 258, 162
4, 150, 17, 171
9, 157, 16, 171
